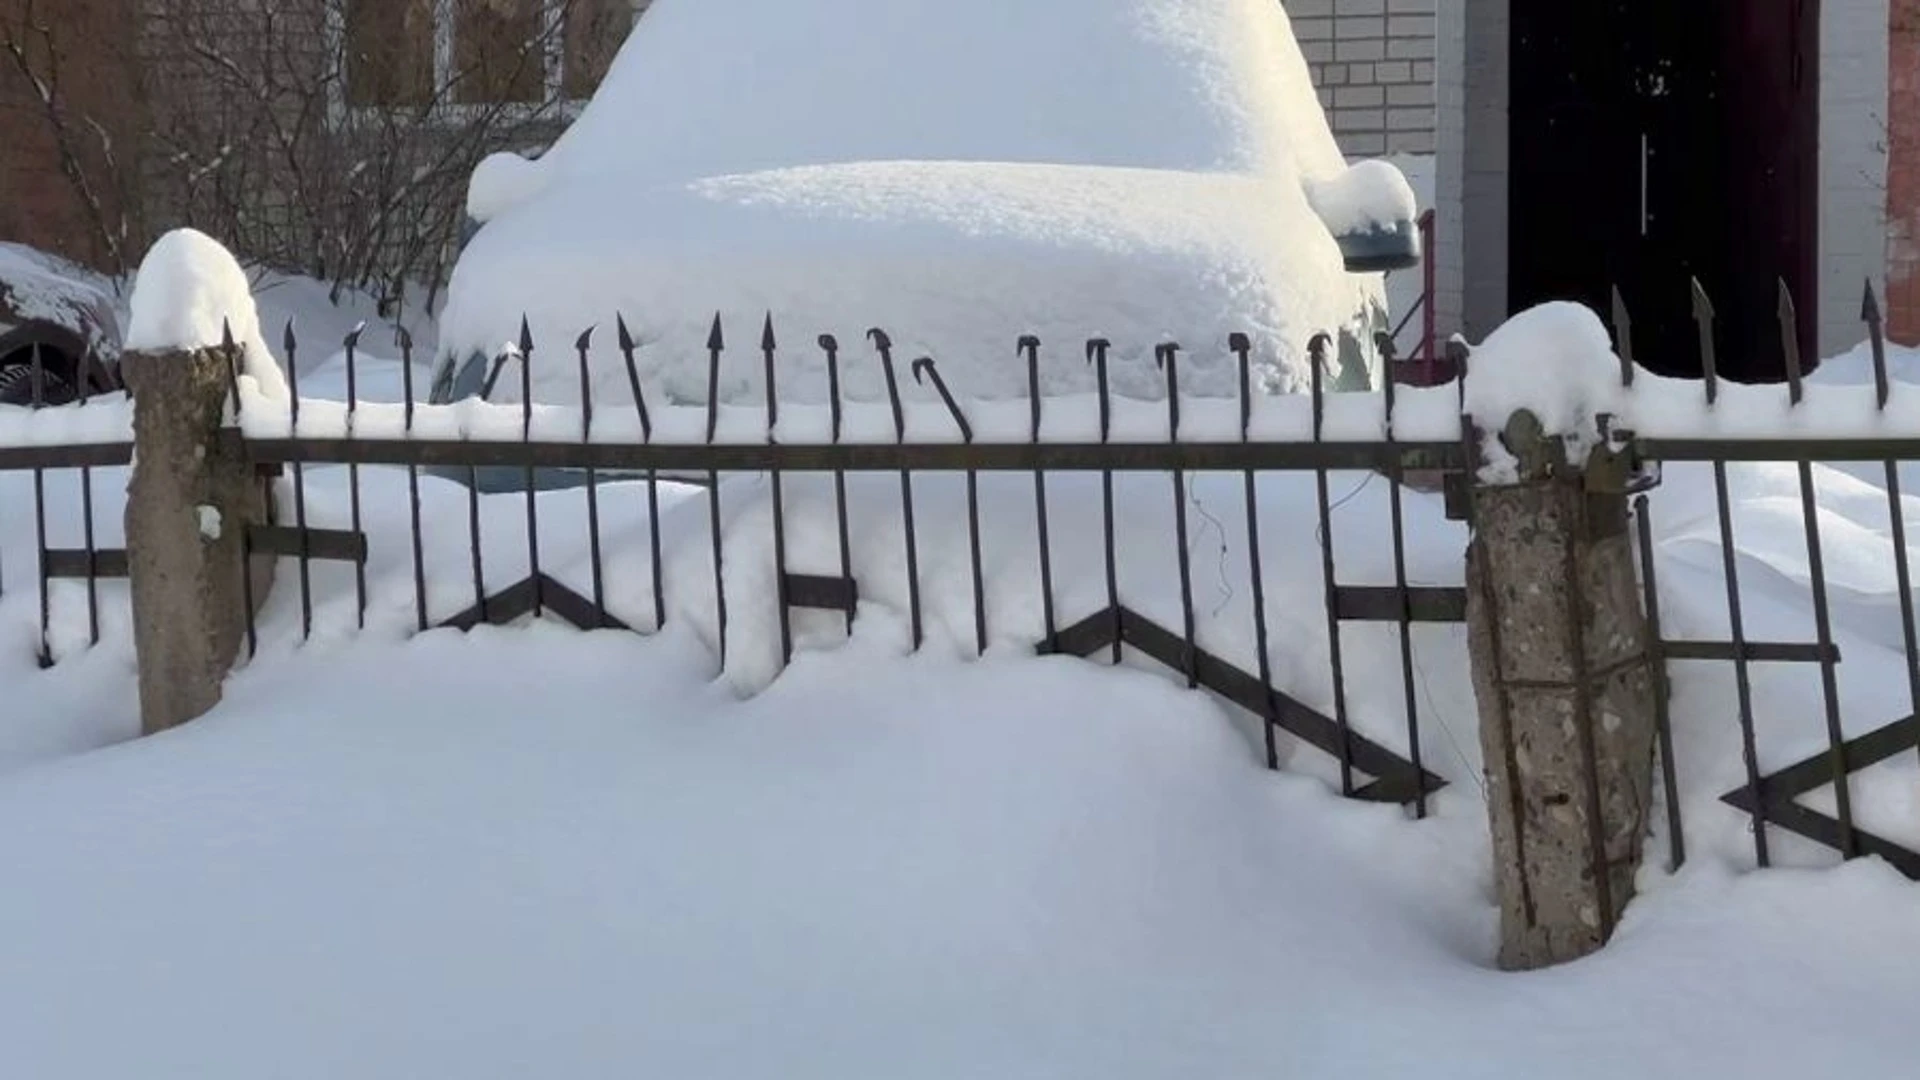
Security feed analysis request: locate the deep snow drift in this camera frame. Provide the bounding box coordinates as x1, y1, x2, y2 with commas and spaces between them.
441, 0, 1396, 407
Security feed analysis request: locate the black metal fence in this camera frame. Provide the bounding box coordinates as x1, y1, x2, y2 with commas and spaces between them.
4, 279, 1920, 883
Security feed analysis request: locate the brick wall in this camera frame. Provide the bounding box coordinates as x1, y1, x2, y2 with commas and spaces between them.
0, 0, 142, 272
1289, 0, 1438, 157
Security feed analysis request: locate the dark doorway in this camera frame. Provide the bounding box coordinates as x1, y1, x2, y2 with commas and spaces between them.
1507, 0, 1819, 381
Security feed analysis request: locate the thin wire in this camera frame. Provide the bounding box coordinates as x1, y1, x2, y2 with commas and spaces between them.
1314, 471, 1379, 548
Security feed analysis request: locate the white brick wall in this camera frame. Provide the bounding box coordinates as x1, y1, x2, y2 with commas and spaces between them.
1289, 0, 1438, 157
1822, 0, 1890, 356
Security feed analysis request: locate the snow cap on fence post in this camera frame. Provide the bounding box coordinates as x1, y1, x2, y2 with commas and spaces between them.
125, 229, 288, 404
1461, 302, 1634, 485
1459, 300, 1659, 971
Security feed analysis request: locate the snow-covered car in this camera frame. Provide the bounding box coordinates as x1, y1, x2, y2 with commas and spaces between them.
432, 0, 1418, 446
0, 243, 122, 406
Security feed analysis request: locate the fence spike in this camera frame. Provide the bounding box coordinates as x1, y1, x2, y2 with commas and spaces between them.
284, 319, 301, 428
518, 316, 535, 361
219, 317, 241, 414
1778, 278, 1804, 407
1156, 343, 1182, 441
1864, 280, 1891, 411
872, 329, 905, 441
707, 314, 725, 444
615, 314, 651, 440
819, 334, 843, 443
1610, 284, 1635, 387
1085, 338, 1112, 444
911, 358, 973, 443
1691, 277, 1719, 406
1229, 333, 1253, 440
1308, 332, 1331, 442
576, 327, 597, 440
1020, 335, 1043, 442
761, 313, 779, 440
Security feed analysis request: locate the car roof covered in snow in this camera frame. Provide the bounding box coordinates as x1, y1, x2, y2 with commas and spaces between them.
442, 0, 1399, 406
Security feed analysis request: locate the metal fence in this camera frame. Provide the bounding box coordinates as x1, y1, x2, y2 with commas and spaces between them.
4, 275, 1919, 884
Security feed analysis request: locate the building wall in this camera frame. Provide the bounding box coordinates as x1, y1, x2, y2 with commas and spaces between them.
1289, 0, 1438, 158
1887, 0, 1920, 342
1822, 0, 1889, 355
0, 0, 143, 272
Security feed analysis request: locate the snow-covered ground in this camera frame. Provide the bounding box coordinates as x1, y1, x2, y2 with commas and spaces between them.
3, 427, 1919, 1076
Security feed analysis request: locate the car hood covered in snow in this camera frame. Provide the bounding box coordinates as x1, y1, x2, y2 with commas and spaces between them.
440, 0, 1394, 407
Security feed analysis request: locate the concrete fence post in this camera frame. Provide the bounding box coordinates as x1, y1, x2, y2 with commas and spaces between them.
123, 344, 273, 735
1466, 410, 1659, 970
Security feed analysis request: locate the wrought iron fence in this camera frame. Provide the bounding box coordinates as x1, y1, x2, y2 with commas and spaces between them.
4, 274, 1920, 884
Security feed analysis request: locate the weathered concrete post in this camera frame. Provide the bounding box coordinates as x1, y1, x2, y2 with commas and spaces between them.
123, 343, 273, 735
1466, 410, 1659, 970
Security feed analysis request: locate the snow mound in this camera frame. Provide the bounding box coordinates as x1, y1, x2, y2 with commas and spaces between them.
1304, 160, 1421, 236
467, 151, 552, 224
126, 230, 288, 400
440, 0, 1392, 407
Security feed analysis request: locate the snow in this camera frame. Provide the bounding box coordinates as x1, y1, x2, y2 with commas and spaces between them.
441, 0, 1393, 407
1, 497, 1918, 1076
1304, 159, 1421, 237
124, 230, 289, 401
0, 242, 121, 358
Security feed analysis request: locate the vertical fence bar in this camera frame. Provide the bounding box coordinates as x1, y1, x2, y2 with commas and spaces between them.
1158, 344, 1197, 687
1863, 285, 1920, 787
822, 334, 855, 637
1420, 211, 1438, 366
578, 329, 606, 628
1695, 290, 1768, 866
1634, 495, 1686, 871
764, 316, 794, 665
1380, 332, 1427, 819
1780, 283, 1855, 857
1022, 336, 1058, 652
1310, 334, 1356, 794
518, 320, 543, 618
913, 358, 984, 657
1234, 334, 1280, 770
74, 342, 100, 647
398, 328, 428, 633
30, 343, 51, 666
284, 323, 313, 641
222, 323, 259, 661
618, 318, 665, 632
344, 325, 368, 630
874, 330, 922, 651
707, 315, 729, 668
1088, 339, 1121, 664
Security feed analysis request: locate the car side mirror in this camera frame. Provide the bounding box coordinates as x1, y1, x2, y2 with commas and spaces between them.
1336, 219, 1421, 273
